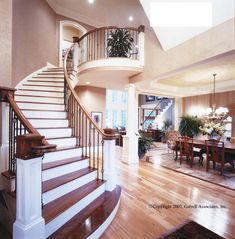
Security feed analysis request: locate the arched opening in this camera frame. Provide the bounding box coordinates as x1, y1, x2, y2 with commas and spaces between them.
59, 20, 87, 66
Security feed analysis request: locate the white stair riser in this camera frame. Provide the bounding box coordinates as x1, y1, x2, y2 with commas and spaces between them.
20, 85, 63, 92
38, 128, 71, 138
28, 119, 68, 128
15, 96, 64, 104
45, 184, 106, 238
22, 110, 66, 119
43, 171, 96, 205
17, 102, 65, 111
23, 81, 64, 87
42, 159, 89, 181
16, 90, 64, 98
43, 148, 82, 163
47, 138, 77, 147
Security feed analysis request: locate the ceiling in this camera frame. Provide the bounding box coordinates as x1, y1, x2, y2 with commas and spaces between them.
136, 50, 235, 97
139, 0, 235, 50
47, 0, 149, 28
47, 0, 235, 97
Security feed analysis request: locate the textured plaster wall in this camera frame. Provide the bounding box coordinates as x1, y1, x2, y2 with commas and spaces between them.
0, 0, 12, 87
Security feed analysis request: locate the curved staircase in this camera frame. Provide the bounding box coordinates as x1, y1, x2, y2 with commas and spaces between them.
8, 66, 121, 238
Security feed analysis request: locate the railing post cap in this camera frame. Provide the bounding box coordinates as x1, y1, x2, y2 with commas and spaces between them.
16, 134, 45, 160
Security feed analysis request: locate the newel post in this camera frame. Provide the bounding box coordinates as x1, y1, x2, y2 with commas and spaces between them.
103, 129, 117, 191
13, 134, 45, 239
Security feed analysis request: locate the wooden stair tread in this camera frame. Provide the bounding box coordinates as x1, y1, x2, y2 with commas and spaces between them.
43, 156, 88, 170
42, 167, 95, 193
48, 186, 121, 239
42, 179, 105, 223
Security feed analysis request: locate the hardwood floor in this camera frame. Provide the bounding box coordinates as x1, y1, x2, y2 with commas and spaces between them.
101, 147, 235, 239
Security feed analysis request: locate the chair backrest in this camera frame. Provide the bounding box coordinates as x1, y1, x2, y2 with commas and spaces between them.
205, 139, 224, 163
179, 136, 193, 157
166, 130, 181, 142
230, 137, 235, 144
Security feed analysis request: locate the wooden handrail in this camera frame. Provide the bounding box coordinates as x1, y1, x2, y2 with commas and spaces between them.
7, 93, 39, 135
78, 25, 145, 42
63, 43, 116, 140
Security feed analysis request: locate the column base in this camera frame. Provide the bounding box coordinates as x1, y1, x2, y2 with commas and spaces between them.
13, 218, 45, 239
103, 171, 117, 191
122, 135, 139, 164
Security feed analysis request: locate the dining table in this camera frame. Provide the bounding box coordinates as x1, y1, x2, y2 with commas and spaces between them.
175, 139, 235, 160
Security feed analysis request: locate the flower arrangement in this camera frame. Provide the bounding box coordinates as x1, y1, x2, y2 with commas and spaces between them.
199, 122, 225, 137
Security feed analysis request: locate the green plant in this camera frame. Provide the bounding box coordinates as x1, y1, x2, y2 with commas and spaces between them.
162, 119, 172, 131
138, 131, 153, 157
107, 29, 134, 57
179, 115, 203, 137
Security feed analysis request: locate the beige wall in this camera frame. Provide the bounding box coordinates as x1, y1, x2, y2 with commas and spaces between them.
12, 0, 58, 87
0, 0, 12, 87
131, 18, 235, 83
75, 86, 106, 128
182, 90, 235, 137
63, 26, 83, 42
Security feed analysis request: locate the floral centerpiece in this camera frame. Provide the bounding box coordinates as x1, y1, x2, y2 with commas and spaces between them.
199, 122, 225, 139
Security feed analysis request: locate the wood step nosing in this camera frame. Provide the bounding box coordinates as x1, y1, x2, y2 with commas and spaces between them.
15, 94, 64, 99
18, 89, 64, 93
43, 180, 105, 224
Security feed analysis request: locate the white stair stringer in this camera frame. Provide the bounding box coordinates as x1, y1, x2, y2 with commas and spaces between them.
42, 170, 97, 205
45, 183, 106, 238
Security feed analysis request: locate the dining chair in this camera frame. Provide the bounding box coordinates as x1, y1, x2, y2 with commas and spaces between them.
165, 130, 181, 159
205, 139, 225, 175
179, 136, 204, 167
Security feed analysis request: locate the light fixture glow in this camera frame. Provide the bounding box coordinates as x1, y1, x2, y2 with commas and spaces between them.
88, 0, 94, 4
202, 74, 229, 123
86, 81, 91, 85
128, 16, 133, 22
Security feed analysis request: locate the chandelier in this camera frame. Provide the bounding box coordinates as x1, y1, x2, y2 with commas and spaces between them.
202, 74, 229, 123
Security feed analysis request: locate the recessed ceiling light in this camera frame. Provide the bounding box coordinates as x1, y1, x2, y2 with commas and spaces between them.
129, 16, 133, 21
86, 81, 91, 85
88, 0, 94, 4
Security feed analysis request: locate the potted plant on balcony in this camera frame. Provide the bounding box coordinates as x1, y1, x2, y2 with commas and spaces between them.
107, 29, 134, 57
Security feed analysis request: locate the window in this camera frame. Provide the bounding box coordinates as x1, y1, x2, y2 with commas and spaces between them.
106, 90, 128, 128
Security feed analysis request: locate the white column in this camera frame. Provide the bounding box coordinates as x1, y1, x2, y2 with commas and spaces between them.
174, 97, 183, 130
122, 84, 139, 164
13, 156, 45, 239
0, 102, 9, 189
103, 139, 117, 191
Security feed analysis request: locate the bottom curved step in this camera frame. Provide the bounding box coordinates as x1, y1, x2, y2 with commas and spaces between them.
48, 186, 121, 239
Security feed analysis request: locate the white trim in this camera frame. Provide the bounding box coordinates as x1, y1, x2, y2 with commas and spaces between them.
59, 20, 87, 67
